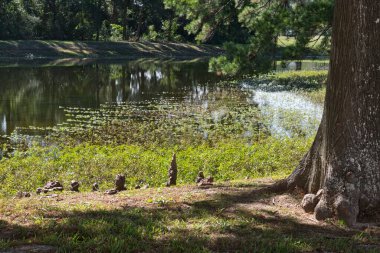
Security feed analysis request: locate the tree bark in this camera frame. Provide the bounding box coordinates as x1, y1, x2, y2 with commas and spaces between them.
122, 0, 129, 40
95, 0, 102, 41
283, 0, 380, 226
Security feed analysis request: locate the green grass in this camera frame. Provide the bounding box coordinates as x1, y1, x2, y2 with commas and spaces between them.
270, 70, 327, 104
277, 35, 330, 57
295, 59, 329, 63
273, 70, 327, 90
1, 182, 378, 253
0, 137, 312, 196
277, 36, 328, 50
242, 70, 327, 93
298, 87, 326, 104
277, 36, 297, 47
0, 40, 223, 59
273, 70, 328, 79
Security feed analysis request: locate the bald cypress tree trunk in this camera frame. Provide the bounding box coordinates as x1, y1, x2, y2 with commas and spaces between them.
282, 0, 380, 226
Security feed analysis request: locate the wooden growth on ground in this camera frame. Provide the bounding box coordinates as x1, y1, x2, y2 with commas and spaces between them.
166, 154, 177, 187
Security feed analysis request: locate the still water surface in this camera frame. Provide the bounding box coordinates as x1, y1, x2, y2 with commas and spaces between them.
0, 59, 327, 137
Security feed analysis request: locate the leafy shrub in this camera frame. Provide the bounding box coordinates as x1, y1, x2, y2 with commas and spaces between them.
209, 56, 240, 76
110, 24, 123, 41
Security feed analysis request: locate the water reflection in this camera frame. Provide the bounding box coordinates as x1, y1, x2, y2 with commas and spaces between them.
0, 59, 328, 137
276, 60, 328, 72
1, 114, 6, 133
246, 89, 323, 137
0, 59, 221, 135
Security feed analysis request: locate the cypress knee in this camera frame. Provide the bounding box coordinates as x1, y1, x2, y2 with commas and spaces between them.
166, 154, 177, 187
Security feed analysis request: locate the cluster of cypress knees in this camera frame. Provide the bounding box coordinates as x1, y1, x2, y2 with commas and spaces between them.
16, 154, 214, 198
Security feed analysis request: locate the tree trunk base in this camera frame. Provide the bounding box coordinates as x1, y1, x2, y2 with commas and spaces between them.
270, 0, 380, 228
270, 169, 380, 227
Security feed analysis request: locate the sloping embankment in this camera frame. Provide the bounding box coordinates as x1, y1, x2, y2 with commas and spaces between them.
0, 40, 224, 60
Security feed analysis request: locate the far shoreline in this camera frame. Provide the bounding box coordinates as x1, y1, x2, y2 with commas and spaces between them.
0, 56, 211, 68
0, 40, 224, 61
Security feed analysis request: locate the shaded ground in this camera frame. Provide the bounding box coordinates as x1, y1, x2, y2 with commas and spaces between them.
0, 41, 223, 60
0, 179, 379, 252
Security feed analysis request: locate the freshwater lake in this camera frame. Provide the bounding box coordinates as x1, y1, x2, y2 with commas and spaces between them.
0, 58, 328, 140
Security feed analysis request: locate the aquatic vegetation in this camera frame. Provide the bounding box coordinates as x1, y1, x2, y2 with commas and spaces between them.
7, 86, 263, 147
243, 70, 328, 91
297, 87, 326, 104
0, 69, 327, 195
272, 70, 328, 79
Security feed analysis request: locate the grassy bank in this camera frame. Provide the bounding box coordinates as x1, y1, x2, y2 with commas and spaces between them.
253, 70, 328, 89
1, 180, 378, 253
273, 70, 327, 104
0, 137, 312, 196
0, 40, 223, 60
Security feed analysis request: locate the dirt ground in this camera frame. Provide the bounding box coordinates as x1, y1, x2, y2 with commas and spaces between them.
1, 179, 379, 252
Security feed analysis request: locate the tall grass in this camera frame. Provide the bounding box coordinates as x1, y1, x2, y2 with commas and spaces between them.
0, 137, 312, 196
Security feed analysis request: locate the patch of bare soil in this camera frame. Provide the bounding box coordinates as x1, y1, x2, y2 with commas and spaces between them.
1, 179, 379, 252
0, 245, 56, 253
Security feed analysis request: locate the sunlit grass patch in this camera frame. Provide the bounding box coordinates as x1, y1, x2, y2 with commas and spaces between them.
0, 136, 312, 196
1, 182, 378, 252
298, 87, 326, 104
277, 36, 297, 47
274, 70, 328, 79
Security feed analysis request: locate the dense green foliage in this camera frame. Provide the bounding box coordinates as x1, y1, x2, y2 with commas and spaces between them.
0, 0, 176, 41
0, 0, 333, 74
207, 0, 334, 74
0, 0, 333, 47
0, 137, 312, 196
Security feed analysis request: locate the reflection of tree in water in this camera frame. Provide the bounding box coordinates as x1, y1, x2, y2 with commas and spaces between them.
1, 114, 6, 134
0, 60, 221, 135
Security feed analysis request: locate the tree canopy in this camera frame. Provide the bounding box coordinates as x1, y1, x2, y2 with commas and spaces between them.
1, 0, 332, 45
0, 0, 333, 75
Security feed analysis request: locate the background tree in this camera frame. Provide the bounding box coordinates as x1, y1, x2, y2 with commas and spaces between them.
0, 0, 40, 39
210, 0, 334, 75
164, 0, 249, 43
0, 0, 333, 48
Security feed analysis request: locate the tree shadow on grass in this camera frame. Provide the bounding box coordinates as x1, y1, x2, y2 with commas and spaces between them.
1, 186, 379, 253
